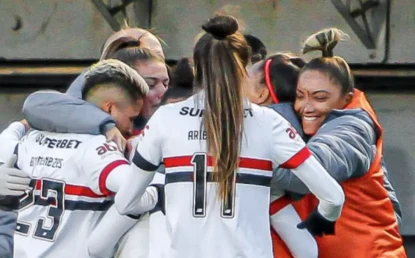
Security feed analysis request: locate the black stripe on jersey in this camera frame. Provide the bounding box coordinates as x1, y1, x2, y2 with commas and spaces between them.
13, 144, 20, 169
149, 206, 161, 214
127, 214, 144, 220
132, 150, 159, 171
34, 196, 113, 211
165, 172, 271, 187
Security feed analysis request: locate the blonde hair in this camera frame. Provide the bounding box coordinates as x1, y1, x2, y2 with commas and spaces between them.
302, 28, 350, 57
84, 59, 149, 98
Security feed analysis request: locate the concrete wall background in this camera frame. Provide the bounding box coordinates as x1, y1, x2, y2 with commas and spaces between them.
0, 0, 414, 63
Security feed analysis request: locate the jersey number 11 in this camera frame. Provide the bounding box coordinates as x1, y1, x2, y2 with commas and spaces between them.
191, 153, 236, 218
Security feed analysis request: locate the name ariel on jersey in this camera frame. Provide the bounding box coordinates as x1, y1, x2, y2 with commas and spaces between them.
180, 107, 254, 141
35, 134, 81, 149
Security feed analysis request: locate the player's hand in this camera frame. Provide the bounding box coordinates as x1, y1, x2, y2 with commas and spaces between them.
105, 127, 127, 152
150, 184, 165, 215
297, 208, 336, 237
20, 119, 30, 132
126, 136, 141, 162
0, 155, 31, 196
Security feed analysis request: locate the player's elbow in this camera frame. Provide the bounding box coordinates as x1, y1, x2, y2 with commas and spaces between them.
330, 184, 345, 208
87, 237, 112, 258
113, 192, 140, 216
22, 92, 42, 118
323, 184, 345, 221
114, 198, 131, 216
113, 195, 152, 216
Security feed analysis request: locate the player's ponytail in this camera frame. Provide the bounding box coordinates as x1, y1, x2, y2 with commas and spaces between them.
193, 15, 249, 201
301, 28, 354, 95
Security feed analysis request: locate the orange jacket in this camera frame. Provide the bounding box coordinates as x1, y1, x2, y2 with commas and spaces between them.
271, 89, 406, 258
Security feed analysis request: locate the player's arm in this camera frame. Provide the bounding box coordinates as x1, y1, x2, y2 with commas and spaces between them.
268, 190, 317, 257
0, 122, 26, 163
269, 112, 344, 223
87, 205, 141, 258
381, 157, 402, 229
0, 122, 32, 202
113, 109, 164, 216
79, 136, 159, 217
272, 114, 376, 195
270, 198, 318, 258
22, 90, 116, 135
65, 71, 87, 99
0, 210, 17, 258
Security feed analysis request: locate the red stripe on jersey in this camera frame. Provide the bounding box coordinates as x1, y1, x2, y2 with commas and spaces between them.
163, 156, 272, 171
99, 160, 129, 196
269, 196, 292, 215
132, 129, 142, 136
279, 147, 311, 169
34, 180, 106, 198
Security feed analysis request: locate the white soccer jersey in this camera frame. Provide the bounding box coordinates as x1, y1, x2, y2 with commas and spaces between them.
13, 131, 129, 258
148, 171, 170, 258
133, 92, 311, 258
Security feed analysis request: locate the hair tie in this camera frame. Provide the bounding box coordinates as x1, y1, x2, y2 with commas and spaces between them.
264, 59, 279, 104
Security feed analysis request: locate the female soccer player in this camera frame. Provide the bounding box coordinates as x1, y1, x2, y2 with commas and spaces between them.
117, 15, 345, 258
247, 50, 403, 258
21, 27, 168, 150
88, 57, 196, 258
247, 53, 317, 257
269, 28, 406, 258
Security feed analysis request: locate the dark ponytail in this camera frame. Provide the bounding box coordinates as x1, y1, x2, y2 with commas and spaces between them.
261, 53, 306, 103
159, 58, 195, 105
194, 15, 249, 201
244, 34, 267, 64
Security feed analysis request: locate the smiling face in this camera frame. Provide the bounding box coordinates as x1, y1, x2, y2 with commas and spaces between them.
294, 70, 351, 135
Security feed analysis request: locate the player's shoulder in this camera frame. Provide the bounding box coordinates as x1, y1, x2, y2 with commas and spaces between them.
74, 134, 125, 162
162, 94, 196, 109
80, 134, 108, 146
154, 93, 198, 117
23, 129, 96, 147
79, 134, 116, 152
249, 102, 284, 122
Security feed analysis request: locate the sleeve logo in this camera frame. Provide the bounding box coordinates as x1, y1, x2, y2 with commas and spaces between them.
285, 125, 298, 139
96, 143, 118, 155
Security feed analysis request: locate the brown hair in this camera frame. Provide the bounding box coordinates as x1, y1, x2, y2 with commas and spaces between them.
301, 28, 354, 95
193, 15, 249, 201
254, 53, 306, 103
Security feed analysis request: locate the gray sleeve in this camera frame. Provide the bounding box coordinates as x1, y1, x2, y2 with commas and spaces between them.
381, 158, 403, 229
65, 71, 87, 98
22, 91, 115, 135
0, 210, 17, 257
271, 115, 376, 195
268, 103, 304, 138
